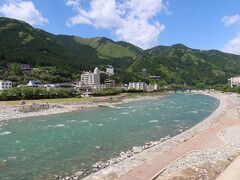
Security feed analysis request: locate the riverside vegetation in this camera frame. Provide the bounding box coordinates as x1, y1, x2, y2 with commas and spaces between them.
0, 87, 80, 101
1, 17, 240, 88
0, 87, 147, 101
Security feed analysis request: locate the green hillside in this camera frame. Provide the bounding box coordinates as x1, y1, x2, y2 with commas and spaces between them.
72, 36, 142, 59
0, 17, 240, 87
137, 44, 240, 85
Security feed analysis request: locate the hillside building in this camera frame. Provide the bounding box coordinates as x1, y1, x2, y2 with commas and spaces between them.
93, 67, 100, 85
149, 76, 161, 80
106, 65, 114, 76
81, 72, 93, 86
146, 84, 159, 92
229, 76, 240, 87
27, 80, 41, 87
18, 63, 32, 71
80, 67, 100, 86
11, 63, 32, 71
128, 82, 146, 91
104, 79, 116, 88
0, 80, 12, 90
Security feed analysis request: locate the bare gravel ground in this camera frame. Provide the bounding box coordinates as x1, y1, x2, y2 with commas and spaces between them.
157, 126, 240, 180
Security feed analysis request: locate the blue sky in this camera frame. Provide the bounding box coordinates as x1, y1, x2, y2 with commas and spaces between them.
0, 0, 240, 54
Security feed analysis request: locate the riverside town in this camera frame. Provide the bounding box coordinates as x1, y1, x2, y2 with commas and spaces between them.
1, 1, 240, 180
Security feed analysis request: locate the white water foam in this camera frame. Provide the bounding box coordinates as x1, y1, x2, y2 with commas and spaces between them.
55, 124, 65, 127
48, 124, 65, 128
114, 106, 125, 109
68, 120, 76, 122
0, 131, 12, 136
149, 120, 159, 123
8, 156, 16, 160
189, 110, 198, 114
81, 120, 89, 123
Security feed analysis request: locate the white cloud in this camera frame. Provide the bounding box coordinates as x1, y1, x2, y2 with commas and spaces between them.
65, 0, 167, 49
65, 0, 80, 7
223, 34, 240, 55
66, 0, 121, 28
116, 19, 165, 49
222, 14, 240, 55
222, 15, 240, 27
67, 15, 92, 26
0, 0, 48, 25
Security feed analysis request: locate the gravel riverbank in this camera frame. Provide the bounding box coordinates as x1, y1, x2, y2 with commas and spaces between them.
0, 95, 164, 122
157, 126, 240, 180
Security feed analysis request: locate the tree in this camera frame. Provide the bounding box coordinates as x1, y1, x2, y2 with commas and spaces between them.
9, 64, 21, 76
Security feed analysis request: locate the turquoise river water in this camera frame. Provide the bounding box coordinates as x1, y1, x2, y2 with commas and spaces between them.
0, 93, 219, 179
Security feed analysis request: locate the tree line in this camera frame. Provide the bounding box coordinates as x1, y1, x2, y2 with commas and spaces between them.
0, 87, 80, 101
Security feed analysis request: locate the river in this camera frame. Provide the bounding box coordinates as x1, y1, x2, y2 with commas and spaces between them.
0, 93, 219, 179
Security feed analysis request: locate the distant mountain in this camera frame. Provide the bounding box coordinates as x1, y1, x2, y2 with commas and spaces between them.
71, 36, 143, 58
0, 17, 137, 70
0, 17, 240, 86
136, 44, 240, 85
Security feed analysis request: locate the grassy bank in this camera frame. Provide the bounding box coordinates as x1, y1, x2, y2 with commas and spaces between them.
0, 92, 168, 106
2, 97, 96, 106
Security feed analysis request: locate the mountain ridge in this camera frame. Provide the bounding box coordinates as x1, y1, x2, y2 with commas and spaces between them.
0, 17, 238, 56
0, 17, 240, 86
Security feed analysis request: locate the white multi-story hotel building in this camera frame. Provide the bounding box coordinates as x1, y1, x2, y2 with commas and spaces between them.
0, 80, 13, 90
229, 76, 240, 87
93, 67, 100, 85
80, 67, 100, 86
128, 82, 146, 90
106, 65, 114, 76
81, 72, 93, 86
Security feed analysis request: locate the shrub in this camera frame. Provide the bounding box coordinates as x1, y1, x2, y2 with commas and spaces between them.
93, 88, 122, 96
0, 87, 80, 100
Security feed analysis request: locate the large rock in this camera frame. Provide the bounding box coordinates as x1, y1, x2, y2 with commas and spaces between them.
132, 146, 142, 153
75, 171, 84, 176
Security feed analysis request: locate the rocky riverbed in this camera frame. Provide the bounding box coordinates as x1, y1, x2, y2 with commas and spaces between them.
0, 95, 164, 123
50, 137, 172, 180
0, 105, 74, 122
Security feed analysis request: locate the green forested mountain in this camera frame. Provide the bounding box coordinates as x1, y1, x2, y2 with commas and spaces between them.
0, 17, 240, 86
